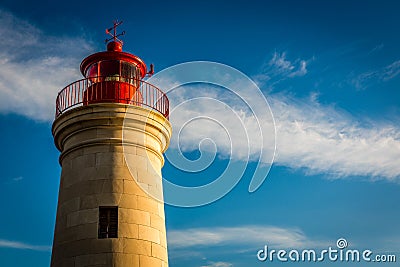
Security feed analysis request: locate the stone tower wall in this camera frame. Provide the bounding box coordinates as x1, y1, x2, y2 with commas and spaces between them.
51, 104, 172, 267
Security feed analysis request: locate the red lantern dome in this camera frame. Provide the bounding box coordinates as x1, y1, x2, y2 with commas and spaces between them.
54, 21, 168, 118
80, 21, 148, 105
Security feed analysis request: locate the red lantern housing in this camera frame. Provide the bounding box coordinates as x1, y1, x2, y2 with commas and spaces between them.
80, 40, 147, 105
54, 21, 169, 119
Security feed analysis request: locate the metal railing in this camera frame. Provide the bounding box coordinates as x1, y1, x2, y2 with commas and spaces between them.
55, 76, 169, 119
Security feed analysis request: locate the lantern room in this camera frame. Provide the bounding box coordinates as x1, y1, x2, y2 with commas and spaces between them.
54, 21, 168, 118
80, 41, 148, 81
79, 21, 152, 105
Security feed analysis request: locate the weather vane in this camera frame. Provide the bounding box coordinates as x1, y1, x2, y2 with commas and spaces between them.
105, 20, 125, 44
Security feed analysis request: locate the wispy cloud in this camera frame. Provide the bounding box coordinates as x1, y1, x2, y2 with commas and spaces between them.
289, 59, 308, 77
270, 52, 296, 73
167, 225, 327, 249
12, 176, 23, 182
351, 59, 400, 90
3, 176, 24, 185
270, 93, 400, 180
382, 60, 400, 81
167, 225, 330, 262
269, 51, 308, 78
0, 239, 51, 251
0, 9, 94, 121
254, 52, 309, 85
368, 43, 384, 54
200, 262, 233, 267
165, 83, 400, 181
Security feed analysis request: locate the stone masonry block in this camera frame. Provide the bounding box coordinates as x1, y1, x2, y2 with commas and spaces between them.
139, 255, 163, 267
95, 152, 125, 166
119, 208, 150, 226
66, 208, 97, 227
112, 253, 139, 267
137, 196, 159, 215
138, 225, 160, 244
119, 223, 139, 238
96, 193, 122, 206
150, 214, 165, 232
80, 195, 98, 210
151, 242, 168, 261
118, 194, 138, 209
74, 253, 112, 267
123, 238, 151, 256
157, 203, 165, 219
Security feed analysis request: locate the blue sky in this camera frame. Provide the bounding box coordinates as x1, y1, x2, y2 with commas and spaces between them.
1, 1, 400, 266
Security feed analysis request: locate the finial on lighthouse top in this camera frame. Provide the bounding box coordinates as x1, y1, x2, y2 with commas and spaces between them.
80, 20, 149, 78
105, 20, 125, 52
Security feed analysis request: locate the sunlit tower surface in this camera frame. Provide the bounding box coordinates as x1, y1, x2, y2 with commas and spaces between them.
51, 21, 171, 267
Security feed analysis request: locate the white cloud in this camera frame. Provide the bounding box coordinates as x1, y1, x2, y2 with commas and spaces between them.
12, 176, 23, 182
252, 52, 310, 88
200, 262, 233, 267
167, 225, 327, 249
270, 93, 400, 180
269, 52, 295, 73
352, 59, 400, 89
12, 176, 23, 181
267, 51, 308, 78
289, 60, 308, 77
0, 239, 51, 251
382, 60, 400, 81
368, 43, 384, 55
0, 9, 94, 121
165, 82, 400, 181
3, 176, 24, 184
167, 85, 275, 162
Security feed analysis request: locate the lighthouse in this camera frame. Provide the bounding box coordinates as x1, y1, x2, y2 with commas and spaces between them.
51, 21, 171, 267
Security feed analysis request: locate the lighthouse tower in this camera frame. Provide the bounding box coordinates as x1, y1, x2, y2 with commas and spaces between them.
51, 21, 171, 267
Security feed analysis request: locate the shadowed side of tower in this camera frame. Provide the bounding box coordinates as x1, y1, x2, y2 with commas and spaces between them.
50, 22, 171, 267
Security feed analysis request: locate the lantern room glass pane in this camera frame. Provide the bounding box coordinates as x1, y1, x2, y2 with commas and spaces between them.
121, 62, 141, 79
99, 60, 120, 77
85, 60, 141, 87
121, 62, 134, 78
121, 62, 141, 86
86, 63, 98, 79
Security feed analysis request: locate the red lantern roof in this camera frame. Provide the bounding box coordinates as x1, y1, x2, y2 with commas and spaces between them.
80, 21, 147, 78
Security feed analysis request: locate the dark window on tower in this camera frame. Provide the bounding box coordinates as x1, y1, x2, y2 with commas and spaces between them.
98, 206, 118, 239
